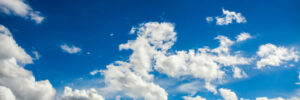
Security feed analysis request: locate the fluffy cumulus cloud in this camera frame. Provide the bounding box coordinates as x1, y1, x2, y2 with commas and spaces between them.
207, 9, 246, 25
0, 0, 44, 23
99, 22, 175, 100
219, 88, 238, 100
61, 86, 105, 100
183, 95, 206, 100
0, 86, 16, 100
61, 44, 82, 54
0, 25, 55, 100
256, 43, 299, 69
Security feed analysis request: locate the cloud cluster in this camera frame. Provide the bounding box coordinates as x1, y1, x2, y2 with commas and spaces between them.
0, 25, 56, 100
0, 0, 44, 23
61, 86, 105, 100
256, 43, 299, 69
61, 44, 82, 54
206, 9, 246, 25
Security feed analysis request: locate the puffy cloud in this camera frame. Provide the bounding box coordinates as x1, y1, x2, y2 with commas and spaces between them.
61, 44, 82, 54
208, 9, 246, 25
0, 25, 55, 100
236, 32, 251, 42
256, 43, 299, 69
61, 86, 105, 100
154, 33, 251, 93
219, 88, 238, 100
183, 95, 206, 100
233, 66, 247, 78
99, 22, 174, 100
0, 0, 44, 23
0, 86, 16, 100
255, 97, 285, 100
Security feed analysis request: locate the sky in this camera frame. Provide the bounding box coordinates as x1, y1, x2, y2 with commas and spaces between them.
0, 0, 300, 100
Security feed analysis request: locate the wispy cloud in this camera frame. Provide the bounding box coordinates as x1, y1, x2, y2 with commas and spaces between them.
60, 44, 82, 54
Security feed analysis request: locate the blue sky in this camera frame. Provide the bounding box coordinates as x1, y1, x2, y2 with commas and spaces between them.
0, 0, 300, 100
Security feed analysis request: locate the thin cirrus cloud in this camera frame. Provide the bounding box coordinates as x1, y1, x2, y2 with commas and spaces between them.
0, 0, 44, 23
60, 44, 82, 54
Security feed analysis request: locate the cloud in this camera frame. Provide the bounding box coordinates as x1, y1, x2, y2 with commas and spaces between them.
256, 43, 299, 69
89, 70, 101, 76
0, 25, 55, 100
61, 86, 105, 100
236, 32, 251, 42
183, 95, 206, 100
32, 51, 41, 60
0, 0, 44, 23
233, 66, 247, 78
255, 97, 285, 100
206, 17, 213, 23
61, 44, 82, 54
0, 86, 16, 100
207, 9, 246, 25
219, 88, 238, 100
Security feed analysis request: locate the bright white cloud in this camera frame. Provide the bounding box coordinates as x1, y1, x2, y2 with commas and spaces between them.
0, 86, 16, 100
214, 9, 246, 25
183, 95, 206, 100
61, 86, 105, 100
89, 70, 101, 76
0, 25, 55, 100
233, 66, 247, 78
0, 0, 44, 23
236, 32, 251, 42
256, 43, 299, 69
255, 97, 285, 100
219, 88, 238, 100
61, 44, 82, 54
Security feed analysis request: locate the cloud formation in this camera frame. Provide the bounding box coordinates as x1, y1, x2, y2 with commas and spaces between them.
206, 9, 246, 25
0, 25, 55, 100
183, 95, 206, 100
256, 43, 299, 69
219, 88, 238, 100
61, 86, 105, 100
0, 0, 44, 23
61, 44, 82, 54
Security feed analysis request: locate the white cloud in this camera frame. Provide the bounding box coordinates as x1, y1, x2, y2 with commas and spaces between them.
99, 22, 174, 100
61, 86, 105, 100
61, 44, 82, 54
0, 86, 16, 100
219, 88, 238, 100
255, 97, 285, 100
0, 25, 55, 100
212, 9, 246, 25
183, 95, 206, 100
176, 81, 204, 94
233, 66, 247, 78
0, 0, 44, 23
256, 43, 299, 69
206, 17, 213, 23
236, 32, 251, 42
89, 70, 101, 76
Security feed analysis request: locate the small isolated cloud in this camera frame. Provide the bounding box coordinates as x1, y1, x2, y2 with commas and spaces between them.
219, 88, 238, 100
60, 44, 82, 54
61, 86, 105, 100
0, 0, 45, 23
206, 9, 246, 25
256, 43, 299, 69
32, 51, 41, 60
89, 70, 101, 76
236, 32, 251, 42
183, 95, 206, 100
206, 17, 213, 23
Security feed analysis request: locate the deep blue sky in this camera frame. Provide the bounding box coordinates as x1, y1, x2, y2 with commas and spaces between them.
1, 0, 300, 99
